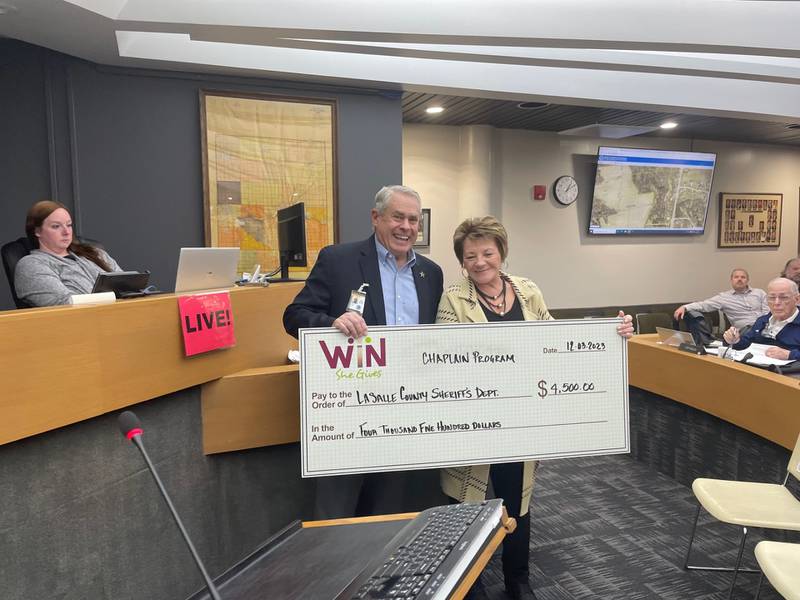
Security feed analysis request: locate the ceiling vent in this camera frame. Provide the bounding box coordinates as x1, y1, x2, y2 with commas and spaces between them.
558, 124, 660, 139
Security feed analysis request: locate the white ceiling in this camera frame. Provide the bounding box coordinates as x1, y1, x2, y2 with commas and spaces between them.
2, 0, 800, 122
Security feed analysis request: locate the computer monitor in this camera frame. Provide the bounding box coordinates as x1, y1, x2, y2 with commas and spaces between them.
273, 202, 307, 282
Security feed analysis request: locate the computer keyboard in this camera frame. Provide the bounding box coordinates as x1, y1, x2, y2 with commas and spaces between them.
335, 499, 505, 600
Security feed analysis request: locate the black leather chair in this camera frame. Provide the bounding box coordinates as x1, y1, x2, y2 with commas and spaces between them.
634, 311, 673, 334
678, 310, 718, 334
1, 236, 35, 309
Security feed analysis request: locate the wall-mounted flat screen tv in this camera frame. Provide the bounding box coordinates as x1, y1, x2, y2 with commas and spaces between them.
588, 146, 717, 235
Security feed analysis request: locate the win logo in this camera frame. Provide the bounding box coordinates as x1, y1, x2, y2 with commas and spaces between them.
319, 337, 386, 368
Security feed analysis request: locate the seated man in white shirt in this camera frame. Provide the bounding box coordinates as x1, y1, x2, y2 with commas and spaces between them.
723, 278, 800, 361
674, 268, 768, 336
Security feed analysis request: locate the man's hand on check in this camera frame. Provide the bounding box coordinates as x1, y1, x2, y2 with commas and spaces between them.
333, 311, 368, 338
765, 346, 791, 360
616, 311, 634, 338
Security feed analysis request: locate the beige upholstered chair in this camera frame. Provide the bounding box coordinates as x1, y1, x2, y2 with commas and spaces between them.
754, 541, 800, 600
684, 433, 800, 599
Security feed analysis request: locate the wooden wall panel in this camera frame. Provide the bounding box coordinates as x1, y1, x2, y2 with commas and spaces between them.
201, 364, 300, 454
628, 335, 800, 449
0, 283, 302, 445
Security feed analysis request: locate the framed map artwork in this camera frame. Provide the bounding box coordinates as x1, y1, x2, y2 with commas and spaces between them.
200, 91, 337, 278
717, 192, 781, 248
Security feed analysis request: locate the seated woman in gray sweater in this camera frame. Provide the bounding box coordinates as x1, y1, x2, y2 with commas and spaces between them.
14, 200, 122, 307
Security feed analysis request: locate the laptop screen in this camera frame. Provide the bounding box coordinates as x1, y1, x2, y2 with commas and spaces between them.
174, 247, 240, 293
655, 327, 696, 347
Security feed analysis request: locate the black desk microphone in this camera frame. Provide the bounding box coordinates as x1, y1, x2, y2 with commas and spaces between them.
118, 411, 222, 600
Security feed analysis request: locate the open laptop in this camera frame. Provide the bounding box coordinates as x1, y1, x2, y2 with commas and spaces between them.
92, 271, 151, 298
174, 247, 240, 293
656, 326, 697, 348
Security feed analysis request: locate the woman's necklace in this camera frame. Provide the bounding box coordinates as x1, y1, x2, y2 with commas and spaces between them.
475, 279, 507, 316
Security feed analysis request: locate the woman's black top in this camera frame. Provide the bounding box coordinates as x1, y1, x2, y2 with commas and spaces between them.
479, 294, 524, 322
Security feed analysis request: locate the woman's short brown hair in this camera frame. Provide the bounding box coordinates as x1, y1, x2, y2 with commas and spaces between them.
452, 216, 509, 263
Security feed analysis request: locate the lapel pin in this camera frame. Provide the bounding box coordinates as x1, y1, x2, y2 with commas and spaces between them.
419, 271, 426, 279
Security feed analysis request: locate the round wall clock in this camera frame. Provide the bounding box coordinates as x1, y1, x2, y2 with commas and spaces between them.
553, 175, 579, 205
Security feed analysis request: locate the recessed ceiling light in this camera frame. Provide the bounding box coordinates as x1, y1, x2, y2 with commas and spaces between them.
516, 102, 549, 110
425, 106, 444, 114
660, 121, 678, 129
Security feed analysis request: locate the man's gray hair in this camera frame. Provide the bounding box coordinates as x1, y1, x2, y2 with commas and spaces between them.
768, 277, 800, 295
374, 185, 421, 214
730, 268, 749, 278
781, 256, 800, 276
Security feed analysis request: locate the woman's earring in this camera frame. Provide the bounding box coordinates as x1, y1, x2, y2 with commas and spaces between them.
461, 266, 469, 279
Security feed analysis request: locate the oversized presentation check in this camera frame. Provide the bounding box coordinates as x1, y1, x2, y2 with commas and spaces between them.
299, 318, 629, 477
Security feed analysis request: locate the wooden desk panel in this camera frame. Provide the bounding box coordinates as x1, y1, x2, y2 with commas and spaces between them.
628, 335, 800, 449
201, 364, 300, 455
0, 284, 302, 445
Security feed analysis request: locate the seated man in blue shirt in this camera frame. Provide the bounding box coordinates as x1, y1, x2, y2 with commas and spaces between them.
722, 277, 800, 361
283, 184, 444, 518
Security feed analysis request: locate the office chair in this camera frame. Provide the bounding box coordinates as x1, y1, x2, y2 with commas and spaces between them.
634, 312, 672, 334
684, 433, 800, 599
753, 541, 800, 600
678, 311, 717, 336
1, 235, 105, 309
1, 236, 34, 309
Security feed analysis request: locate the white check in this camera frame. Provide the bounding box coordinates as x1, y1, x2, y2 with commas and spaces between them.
299, 318, 629, 477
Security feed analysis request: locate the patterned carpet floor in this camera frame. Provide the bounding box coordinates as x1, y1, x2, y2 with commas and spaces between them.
476, 454, 797, 600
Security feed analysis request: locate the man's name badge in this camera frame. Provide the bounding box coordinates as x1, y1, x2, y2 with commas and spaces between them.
347, 283, 369, 315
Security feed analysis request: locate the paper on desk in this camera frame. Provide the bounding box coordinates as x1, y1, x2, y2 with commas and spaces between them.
704, 343, 793, 366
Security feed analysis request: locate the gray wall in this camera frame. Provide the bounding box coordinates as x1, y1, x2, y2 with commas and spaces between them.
0, 39, 403, 309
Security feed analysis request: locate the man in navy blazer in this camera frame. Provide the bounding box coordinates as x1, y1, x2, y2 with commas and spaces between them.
283, 184, 443, 518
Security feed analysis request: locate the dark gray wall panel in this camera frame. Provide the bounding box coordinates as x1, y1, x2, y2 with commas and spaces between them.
336, 92, 404, 242
68, 63, 208, 290
0, 41, 53, 309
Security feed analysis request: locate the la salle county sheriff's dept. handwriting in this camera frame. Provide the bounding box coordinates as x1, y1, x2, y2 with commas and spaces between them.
309, 379, 605, 408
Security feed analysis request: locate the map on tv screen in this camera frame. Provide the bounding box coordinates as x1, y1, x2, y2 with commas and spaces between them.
589, 147, 716, 235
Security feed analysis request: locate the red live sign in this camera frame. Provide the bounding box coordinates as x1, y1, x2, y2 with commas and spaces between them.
177, 292, 236, 356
